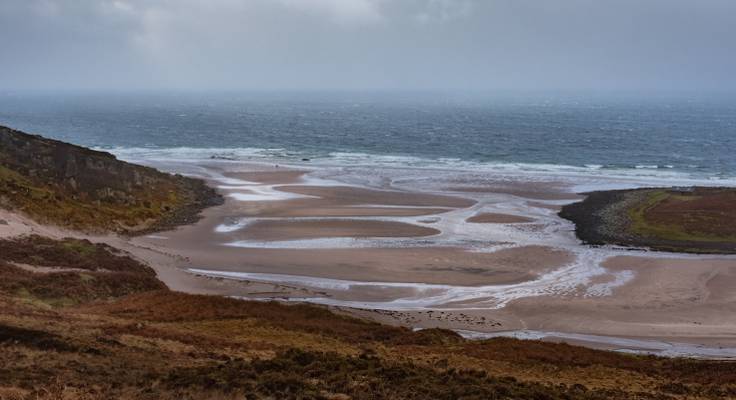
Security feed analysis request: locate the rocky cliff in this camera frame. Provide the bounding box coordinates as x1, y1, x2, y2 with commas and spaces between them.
0, 125, 222, 233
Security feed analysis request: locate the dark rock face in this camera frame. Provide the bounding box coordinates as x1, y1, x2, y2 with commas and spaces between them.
558, 190, 631, 247
0, 125, 222, 233
3, 126, 171, 201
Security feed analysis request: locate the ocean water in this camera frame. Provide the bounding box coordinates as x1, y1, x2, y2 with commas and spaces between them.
1, 91, 735, 182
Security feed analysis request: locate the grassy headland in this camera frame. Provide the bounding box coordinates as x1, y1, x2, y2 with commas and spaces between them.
559, 187, 736, 254
0, 125, 222, 234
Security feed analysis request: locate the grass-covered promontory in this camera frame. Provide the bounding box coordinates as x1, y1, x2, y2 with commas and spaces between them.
560, 187, 736, 254
0, 125, 222, 234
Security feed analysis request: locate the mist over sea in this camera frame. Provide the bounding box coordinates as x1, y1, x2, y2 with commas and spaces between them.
1, 91, 735, 182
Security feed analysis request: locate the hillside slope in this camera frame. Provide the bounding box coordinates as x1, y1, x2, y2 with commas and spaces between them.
0, 235, 734, 400
0, 125, 222, 233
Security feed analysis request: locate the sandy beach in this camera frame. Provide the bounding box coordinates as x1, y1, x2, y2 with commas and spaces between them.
3, 160, 736, 357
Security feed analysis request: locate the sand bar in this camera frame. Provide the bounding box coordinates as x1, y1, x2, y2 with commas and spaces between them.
225, 169, 308, 184
233, 219, 441, 240
466, 213, 535, 224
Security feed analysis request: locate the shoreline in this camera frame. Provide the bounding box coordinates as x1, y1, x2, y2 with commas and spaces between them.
3, 158, 736, 358
109, 145, 736, 188
133, 160, 736, 356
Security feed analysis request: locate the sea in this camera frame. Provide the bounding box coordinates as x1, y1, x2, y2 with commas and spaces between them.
1, 91, 735, 184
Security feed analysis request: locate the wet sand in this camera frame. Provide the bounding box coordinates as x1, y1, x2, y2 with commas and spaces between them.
467, 212, 535, 224
277, 185, 477, 208
130, 163, 736, 352
226, 169, 308, 184
445, 182, 582, 201
141, 228, 574, 286
233, 219, 441, 240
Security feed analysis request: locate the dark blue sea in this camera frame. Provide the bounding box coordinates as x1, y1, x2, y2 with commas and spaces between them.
1, 91, 735, 181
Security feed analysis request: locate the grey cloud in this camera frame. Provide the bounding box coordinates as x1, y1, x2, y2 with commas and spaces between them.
0, 0, 734, 91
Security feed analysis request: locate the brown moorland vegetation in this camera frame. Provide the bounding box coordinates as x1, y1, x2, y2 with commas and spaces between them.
0, 236, 165, 306
0, 235, 735, 399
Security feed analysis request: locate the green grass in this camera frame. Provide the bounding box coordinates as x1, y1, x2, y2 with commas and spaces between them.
628, 190, 682, 239
1, 163, 190, 233
627, 190, 736, 243
62, 240, 98, 256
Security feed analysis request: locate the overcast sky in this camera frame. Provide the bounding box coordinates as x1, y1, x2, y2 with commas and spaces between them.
1, 0, 735, 92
